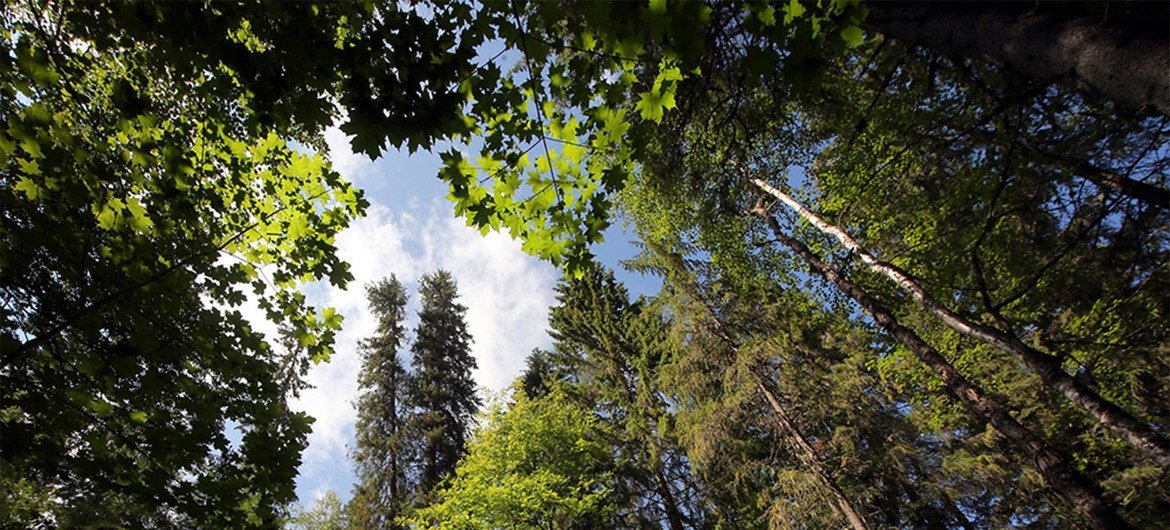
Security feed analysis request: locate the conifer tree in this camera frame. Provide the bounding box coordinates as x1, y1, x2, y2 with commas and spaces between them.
520, 348, 555, 400
409, 270, 481, 494
547, 267, 711, 529
350, 277, 414, 529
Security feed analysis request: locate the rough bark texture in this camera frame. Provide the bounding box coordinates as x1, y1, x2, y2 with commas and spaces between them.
752, 178, 1170, 469
864, 1, 1170, 115
753, 203, 1133, 530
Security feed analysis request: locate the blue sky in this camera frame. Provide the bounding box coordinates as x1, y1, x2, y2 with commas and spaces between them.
280, 130, 660, 506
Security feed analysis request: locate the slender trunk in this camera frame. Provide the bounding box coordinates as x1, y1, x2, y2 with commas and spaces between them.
898, 456, 977, 530
896, 477, 947, 529
668, 257, 871, 530
653, 466, 687, 530
756, 377, 872, 530
752, 203, 1132, 530
388, 376, 401, 519
752, 178, 1170, 468
967, 128, 1169, 211
864, 1, 1169, 115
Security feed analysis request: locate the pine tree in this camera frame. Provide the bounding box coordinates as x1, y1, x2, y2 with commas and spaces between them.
350, 277, 414, 529
409, 270, 481, 494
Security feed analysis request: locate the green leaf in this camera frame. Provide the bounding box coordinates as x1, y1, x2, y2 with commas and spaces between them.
783, 0, 806, 24
563, 142, 586, 164
20, 138, 44, 159
288, 214, 309, 240
88, 399, 113, 418
322, 306, 344, 329
840, 25, 864, 47
125, 198, 153, 232
13, 176, 41, 201
656, 64, 683, 85
758, 6, 776, 26
96, 203, 118, 230
636, 90, 675, 123
648, 0, 667, 15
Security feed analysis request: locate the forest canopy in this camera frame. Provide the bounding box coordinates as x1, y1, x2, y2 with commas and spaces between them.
2, 0, 1167, 528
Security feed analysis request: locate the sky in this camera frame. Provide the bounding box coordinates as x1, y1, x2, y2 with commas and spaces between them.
281, 128, 660, 505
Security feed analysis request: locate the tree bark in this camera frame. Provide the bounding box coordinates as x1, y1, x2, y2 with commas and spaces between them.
752, 203, 1132, 530
751, 178, 1170, 469
899, 461, 977, 530
864, 1, 1170, 116
653, 466, 688, 530
669, 259, 872, 530
967, 128, 1170, 211
756, 376, 872, 530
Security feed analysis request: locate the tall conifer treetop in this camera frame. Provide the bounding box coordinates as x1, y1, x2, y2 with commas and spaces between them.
410, 270, 481, 495
350, 277, 414, 529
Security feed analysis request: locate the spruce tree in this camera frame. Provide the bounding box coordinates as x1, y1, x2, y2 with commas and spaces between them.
410, 270, 481, 494
547, 267, 710, 529
519, 348, 555, 400
350, 277, 414, 529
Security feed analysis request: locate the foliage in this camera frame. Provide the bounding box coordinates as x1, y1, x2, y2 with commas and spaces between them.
3, 0, 1166, 526
0, 0, 488, 523
410, 270, 482, 495
519, 348, 555, 400
612, 8, 1168, 526
287, 491, 348, 530
436, 0, 866, 274
407, 389, 618, 529
0, 2, 387, 524
545, 267, 713, 528
349, 277, 415, 529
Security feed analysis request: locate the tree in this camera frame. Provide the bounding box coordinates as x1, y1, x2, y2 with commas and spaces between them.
546, 267, 713, 529
1, 0, 487, 524
632, 244, 976, 529
0, 2, 377, 524
618, 72, 1159, 526
750, 204, 1129, 529
351, 2, 1162, 526
287, 491, 348, 530
6, 0, 1165, 525
409, 270, 481, 495
862, 1, 1169, 115
519, 348, 555, 400
349, 277, 415, 529
407, 389, 619, 529
751, 178, 1170, 467
593, 3, 1166, 525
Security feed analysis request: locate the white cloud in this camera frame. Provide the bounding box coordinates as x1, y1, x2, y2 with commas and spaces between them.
290, 200, 558, 496
323, 127, 375, 184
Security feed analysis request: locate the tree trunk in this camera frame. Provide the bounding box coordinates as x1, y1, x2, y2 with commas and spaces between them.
653, 466, 688, 530
869, 380, 977, 530
672, 262, 872, 530
967, 128, 1170, 211
864, 1, 1170, 115
752, 178, 1170, 469
756, 376, 872, 530
898, 462, 977, 530
752, 203, 1132, 530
